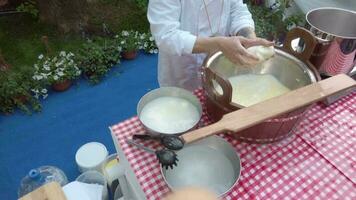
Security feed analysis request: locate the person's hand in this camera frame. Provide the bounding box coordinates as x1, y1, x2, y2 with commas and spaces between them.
163, 187, 218, 200
216, 36, 274, 66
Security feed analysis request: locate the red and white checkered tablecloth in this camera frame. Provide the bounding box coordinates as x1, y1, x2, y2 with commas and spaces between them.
111, 89, 356, 200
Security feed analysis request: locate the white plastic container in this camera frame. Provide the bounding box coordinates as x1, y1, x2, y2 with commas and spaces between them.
75, 142, 108, 173
76, 170, 108, 200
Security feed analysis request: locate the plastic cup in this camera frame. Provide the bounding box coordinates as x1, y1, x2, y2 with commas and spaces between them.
102, 153, 126, 198
76, 170, 108, 200
114, 186, 124, 200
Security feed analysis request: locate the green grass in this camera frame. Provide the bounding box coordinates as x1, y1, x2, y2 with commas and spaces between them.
87, 0, 150, 33
0, 14, 85, 72
0, 0, 149, 73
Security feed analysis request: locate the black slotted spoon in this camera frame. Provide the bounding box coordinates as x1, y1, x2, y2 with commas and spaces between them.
126, 139, 178, 169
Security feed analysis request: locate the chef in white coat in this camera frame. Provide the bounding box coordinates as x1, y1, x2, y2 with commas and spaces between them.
148, 0, 273, 91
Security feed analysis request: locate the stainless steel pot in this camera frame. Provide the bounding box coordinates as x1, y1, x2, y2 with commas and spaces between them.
202, 27, 321, 143
137, 87, 203, 136
307, 7, 356, 40
161, 135, 241, 197
306, 7, 356, 75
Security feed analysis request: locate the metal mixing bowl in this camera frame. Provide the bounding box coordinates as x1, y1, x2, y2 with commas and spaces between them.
161, 135, 241, 197
137, 87, 203, 136
206, 49, 317, 93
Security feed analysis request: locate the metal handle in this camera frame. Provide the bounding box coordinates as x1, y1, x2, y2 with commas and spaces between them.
132, 134, 155, 140
126, 139, 155, 154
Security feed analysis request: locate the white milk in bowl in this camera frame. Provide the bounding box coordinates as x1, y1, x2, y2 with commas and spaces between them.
216, 74, 291, 107
140, 97, 200, 134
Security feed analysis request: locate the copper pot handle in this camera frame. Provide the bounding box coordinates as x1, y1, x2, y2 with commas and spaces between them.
203, 67, 233, 106
282, 27, 317, 63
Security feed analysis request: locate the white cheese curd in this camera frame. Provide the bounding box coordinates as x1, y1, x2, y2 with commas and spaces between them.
140, 97, 200, 134
247, 45, 275, 63
216, 74, 290, 107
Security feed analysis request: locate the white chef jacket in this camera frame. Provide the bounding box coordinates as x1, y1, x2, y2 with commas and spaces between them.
148, 0, 255, 91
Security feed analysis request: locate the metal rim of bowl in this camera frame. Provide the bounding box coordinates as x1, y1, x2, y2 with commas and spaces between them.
160, 135, 242, 197
206, 49, 318, 85
306, 7, 356, 39
137, 87, 203, 136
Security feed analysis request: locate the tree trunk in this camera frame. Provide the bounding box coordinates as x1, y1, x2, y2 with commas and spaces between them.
0, 0, 8, 7
36, 0, 89, 33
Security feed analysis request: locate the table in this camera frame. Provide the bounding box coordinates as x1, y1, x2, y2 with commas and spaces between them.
110, 89, 356, 200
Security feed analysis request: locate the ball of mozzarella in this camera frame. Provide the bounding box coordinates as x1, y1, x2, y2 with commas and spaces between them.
247, 45, 275, 63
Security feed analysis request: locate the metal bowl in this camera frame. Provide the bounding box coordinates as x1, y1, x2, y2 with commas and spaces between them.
137, 87, 203, 136
161, 135, 241, 197
306, 7, 356, 39
206, 49, 318, 94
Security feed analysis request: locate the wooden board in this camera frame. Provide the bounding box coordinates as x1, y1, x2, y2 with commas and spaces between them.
19, 182, 67, 200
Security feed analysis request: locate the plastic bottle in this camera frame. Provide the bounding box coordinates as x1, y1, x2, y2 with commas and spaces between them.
18, 166, 68, 198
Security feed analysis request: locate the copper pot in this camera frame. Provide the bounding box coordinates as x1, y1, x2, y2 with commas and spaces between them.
202, 27, 321, 143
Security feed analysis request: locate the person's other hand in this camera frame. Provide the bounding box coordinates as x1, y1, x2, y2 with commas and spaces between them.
216, 36, 274, 66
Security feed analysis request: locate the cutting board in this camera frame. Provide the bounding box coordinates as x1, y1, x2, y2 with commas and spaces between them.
19, 182, 67, 200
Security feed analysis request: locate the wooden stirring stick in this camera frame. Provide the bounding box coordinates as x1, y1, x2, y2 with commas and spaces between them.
181, 74, 356, 144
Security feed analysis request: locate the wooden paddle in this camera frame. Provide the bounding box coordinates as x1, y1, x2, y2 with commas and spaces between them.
19, 182, 66, 200
181, 74, 356, 144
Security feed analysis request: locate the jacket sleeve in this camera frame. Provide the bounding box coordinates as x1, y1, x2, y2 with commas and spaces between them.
229, 0, 255, 36
147, 0, 197, 56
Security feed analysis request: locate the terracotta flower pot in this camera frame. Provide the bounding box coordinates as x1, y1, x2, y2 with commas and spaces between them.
52, 80, 72, 92
2, 111, 12, 116
85, 71, 94, 78
122, 51, 137, 60
14, 95, 28, 103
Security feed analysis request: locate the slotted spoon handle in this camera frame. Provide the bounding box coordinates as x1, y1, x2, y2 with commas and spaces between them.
181, 74, 356, 144
126, 139, 156, 154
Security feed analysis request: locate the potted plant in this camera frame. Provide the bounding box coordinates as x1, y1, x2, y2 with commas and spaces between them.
77, 38, 120, 84
117, 30, 140, 60
139, 32, 159, 54
0, 72, 41, 115
33, 51, 81, 92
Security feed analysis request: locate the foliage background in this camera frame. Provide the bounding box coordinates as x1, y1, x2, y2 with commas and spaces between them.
0, 0, 304, 113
